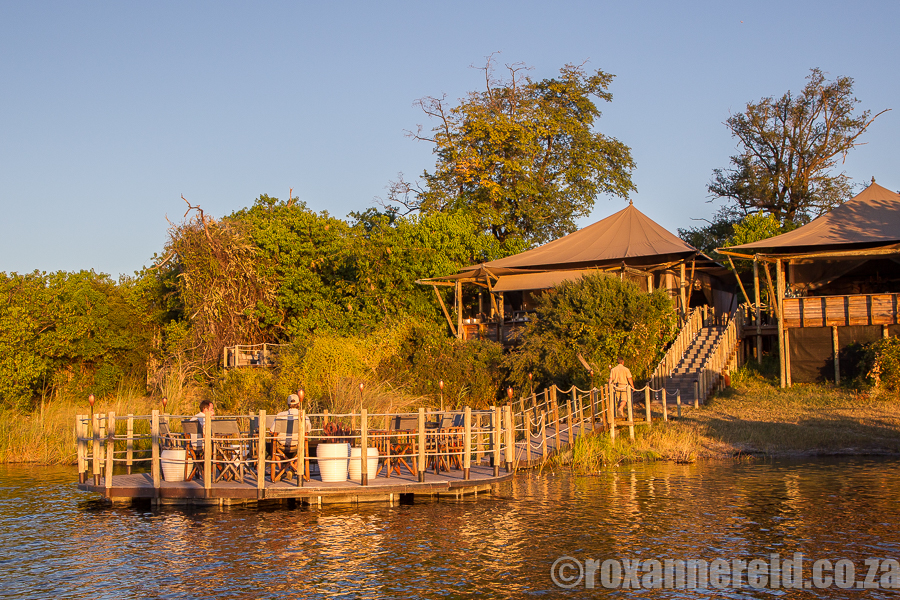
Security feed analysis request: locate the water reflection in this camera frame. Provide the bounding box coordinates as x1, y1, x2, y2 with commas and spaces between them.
1, 458, 899, 598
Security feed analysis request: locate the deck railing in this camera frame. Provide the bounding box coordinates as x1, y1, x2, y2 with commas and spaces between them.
76, 380, 687, 496
782, 293, 900, 328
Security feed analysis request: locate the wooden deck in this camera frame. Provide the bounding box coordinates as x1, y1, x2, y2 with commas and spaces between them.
79, 464, 512, 505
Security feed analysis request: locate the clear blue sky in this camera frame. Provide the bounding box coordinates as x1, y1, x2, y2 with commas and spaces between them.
1, 1, 897, 277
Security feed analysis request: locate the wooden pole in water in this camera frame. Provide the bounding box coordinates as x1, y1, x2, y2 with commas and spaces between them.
589, 387, 596, 433
257, 410, 266, 495
151, 410, 161, 491
551, 386, 559, 437
662, 389, 668, 422
540, 410, 548, 461
76, 415, 86, 484
463, 406, 471, 480
493, 406, 501, 477
105, 411, 115, 494
504, 404, 515, 472
203, 412, 212, 494
418, 407, 426, 483
92, 412, 101, 486
360, 408, 368, 486
126, 414, 134, 475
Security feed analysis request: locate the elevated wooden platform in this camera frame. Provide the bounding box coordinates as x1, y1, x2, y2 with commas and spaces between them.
80, 464, 512, 505
783, 293, 900, 329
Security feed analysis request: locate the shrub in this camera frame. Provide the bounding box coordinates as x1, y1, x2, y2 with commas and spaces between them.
864, 337, 900, 395
504, 273, 678, 393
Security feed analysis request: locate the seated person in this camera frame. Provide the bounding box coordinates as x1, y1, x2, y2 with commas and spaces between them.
188, 400, 215, 449
270, 393, 312, 453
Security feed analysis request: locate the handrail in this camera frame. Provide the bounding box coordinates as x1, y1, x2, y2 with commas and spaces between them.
695, 305, 744, 403
650, 307, 704, 391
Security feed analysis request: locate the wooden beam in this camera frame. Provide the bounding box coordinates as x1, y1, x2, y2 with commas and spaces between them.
727, 255, 751, 306
776, 258, 786, 388
680, 261, 687, 319
455, 280, 463, 340
432, 285, 457, 337
753, 258, 762, 364
762, 261, 777, 320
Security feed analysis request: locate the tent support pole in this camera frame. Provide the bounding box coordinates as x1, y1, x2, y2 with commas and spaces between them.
776, 258, 786, 388
680, 262, 687, 320
455, 281, 463, 340
753, 258, 762, 364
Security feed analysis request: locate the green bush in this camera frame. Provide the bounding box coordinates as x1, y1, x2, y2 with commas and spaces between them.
504, 273, 678, 394
864, 337, 900, 395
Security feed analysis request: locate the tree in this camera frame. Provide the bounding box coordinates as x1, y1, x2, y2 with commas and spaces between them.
389, 57, 636, 246
709, 68, 889, 225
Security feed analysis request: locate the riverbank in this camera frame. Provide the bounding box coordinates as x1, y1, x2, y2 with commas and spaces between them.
557, 368, 900, 470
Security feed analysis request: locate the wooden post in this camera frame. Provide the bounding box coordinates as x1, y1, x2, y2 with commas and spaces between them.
455, 280, 463, 340
676, 389, 682, 419
105, 411, 115, 494
626, 386, 635, 441
323, 409, 329, 426
463, 407, 471, 480
776, 258, 786, 388
693, 380, 700, 409
753, 258, 761, 365
418, 407, 426, 482
76, 415, 86, 484
884, 324, 890, 339
833, 325, 841, 384
589, 387, 596, 432
151, 410, 160, 491
662, 389, 668, 422
608, 383, 616, 440
475, 412, 484, 462
567, 396, 574, 447
644, 387, 651, 426
647, 274, 653, 292
504, 404, 515, 472
680, 261, 687, 319
92, 413, 101, 486
540, 411, 548, 460
550, 385, 560, 438
126, 414, 134, 475
785, 326, 792, 387
493, 406, 501, 477
257, 410, 266, 494
360, 408, 368, 486
203, 412, 212, 494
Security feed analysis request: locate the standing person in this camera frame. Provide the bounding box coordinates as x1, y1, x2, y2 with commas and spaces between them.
608, 357, 634, 417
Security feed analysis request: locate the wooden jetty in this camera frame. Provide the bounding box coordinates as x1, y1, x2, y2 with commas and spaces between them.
76, 384, 674, 506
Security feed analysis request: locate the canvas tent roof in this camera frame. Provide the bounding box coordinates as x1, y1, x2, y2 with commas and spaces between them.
490, 269, 605, 292
723, 183, 900, 256
476, 201, 698, 271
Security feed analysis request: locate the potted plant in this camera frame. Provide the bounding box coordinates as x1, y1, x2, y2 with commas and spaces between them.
317, 422, 352, 482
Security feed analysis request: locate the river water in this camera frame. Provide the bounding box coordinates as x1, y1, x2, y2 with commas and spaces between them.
1, 458, 899, 599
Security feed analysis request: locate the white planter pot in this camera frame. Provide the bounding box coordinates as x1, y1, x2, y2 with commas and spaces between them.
317, 443, 350, 482
160, 448, 190, 482
349, 446, 379, 481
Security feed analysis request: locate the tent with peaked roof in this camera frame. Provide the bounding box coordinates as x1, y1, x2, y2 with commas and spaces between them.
418, 201, 734, 340
719, 180, 900, 388
721, 182, 900, 296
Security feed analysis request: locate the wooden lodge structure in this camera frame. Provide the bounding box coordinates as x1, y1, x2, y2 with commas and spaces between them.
418, 201, 735, 344
720, 181, 900, 387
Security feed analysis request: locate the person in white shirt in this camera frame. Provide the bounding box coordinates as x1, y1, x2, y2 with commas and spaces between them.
193, 400, 215, 428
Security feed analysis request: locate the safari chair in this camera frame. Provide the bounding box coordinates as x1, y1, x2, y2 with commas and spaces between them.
269, 416, 309, 484
432, 413, 464, 472
378, 415, 418, 477
158, 418, 182, 450
212, 419, 243, 483
181, 419, 204, 482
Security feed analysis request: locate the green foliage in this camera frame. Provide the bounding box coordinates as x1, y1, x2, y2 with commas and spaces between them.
862, 337, 900, 395
677, 206, 741, 260
727, 213, 796, 247
0, 271, 152, 410
375, 320, 505, 408
392, 59, 635, 247
709, 68, 886, 225
504, 274, 678, 393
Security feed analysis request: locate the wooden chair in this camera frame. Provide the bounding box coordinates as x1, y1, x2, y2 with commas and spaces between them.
380, 415, 418, 477
181, 420, 204, 481
212, 419, 243, 483
269, 416, 309, 484
159, 418, 182, 450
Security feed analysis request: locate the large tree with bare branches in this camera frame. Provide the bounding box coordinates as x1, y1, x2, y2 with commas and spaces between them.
389, 58, 636, 246
709, 68, 889, 224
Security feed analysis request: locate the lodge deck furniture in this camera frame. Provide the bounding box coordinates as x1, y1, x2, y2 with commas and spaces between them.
181, 419, 204, 482
211, 419, 244, 484
268, 415, 310, 484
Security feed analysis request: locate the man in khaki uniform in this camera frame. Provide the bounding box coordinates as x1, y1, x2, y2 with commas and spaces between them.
608, 357, 634, 417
